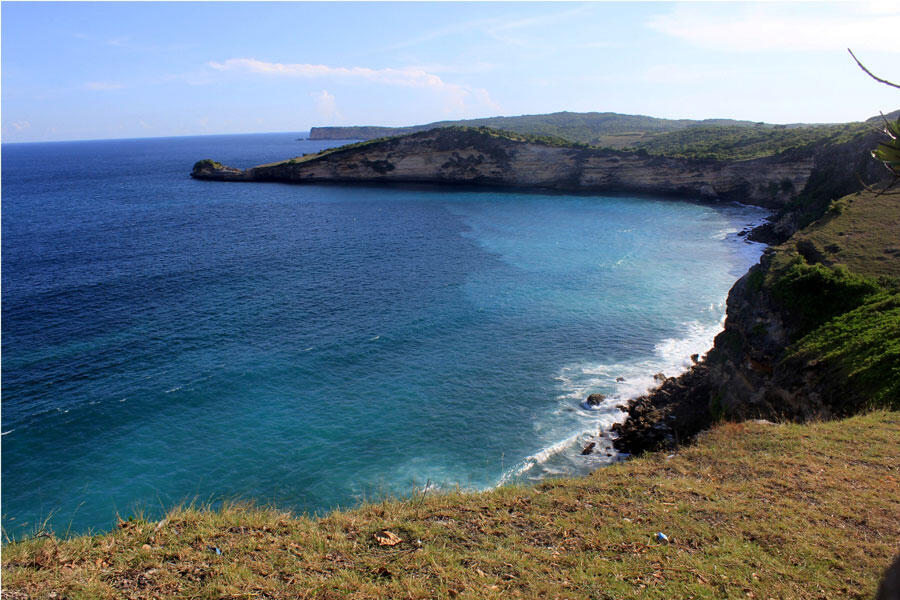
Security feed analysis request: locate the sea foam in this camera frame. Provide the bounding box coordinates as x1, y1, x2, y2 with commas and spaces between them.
497, 312, 730, 485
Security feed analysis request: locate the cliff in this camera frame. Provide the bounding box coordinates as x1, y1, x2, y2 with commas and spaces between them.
194, 127, 816, 208
613, 188, 900, 454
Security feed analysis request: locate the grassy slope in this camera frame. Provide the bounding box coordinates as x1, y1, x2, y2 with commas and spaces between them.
308, 112, 716, 147
4, 412, 899, 599
632, 122, 871, 161
308, 111, 894, 158
258, 123, 875, 175
254, 127, 585, 170
787, 191, 900, 281
760, 191, 900, 413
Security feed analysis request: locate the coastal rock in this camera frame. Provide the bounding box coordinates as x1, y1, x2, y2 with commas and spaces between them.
581, 442, 596, 455
191, 159, 249, 181
585, 393, 606, 407
612, 365, 716, 455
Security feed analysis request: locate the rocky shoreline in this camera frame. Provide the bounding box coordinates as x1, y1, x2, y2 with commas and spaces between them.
611, 181, 893, 455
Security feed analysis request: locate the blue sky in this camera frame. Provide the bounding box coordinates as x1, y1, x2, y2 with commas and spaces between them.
2, 1, 899, 142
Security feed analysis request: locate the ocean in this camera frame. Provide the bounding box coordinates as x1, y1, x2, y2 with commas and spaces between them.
1, 132, 768, 537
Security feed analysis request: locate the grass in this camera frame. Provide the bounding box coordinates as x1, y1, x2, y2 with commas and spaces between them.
784, 191, 900, 281
768, 259, 882, 335
785, 293, 900, 411
631, 122, 871, 161
753, 190, 900, 415
254, 120, 882, 174
4, 411, 899, 599
253, 126, 587, 171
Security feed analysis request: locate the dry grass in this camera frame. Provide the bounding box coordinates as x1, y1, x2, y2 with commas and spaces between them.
793, 190, 900, 281
3, 411, 899, 599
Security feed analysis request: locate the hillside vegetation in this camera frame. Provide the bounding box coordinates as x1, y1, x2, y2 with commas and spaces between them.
633, 122, 871, 161
3, 412, 898, 599
308, 110, 896, 161
308, 111, 764, 148
763, 190, 900, 413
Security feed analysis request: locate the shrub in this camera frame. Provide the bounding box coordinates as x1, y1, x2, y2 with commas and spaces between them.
192, 159, 223, 171
786, 292, 900, 411
770, 260, 881, 334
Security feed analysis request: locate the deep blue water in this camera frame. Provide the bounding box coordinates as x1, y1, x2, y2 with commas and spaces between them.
1, 132, 768, 537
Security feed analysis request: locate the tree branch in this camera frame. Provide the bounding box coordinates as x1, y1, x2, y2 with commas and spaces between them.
847, 48, 900, 90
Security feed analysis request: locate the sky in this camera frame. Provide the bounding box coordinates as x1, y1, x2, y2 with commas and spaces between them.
2, 1, 899, 143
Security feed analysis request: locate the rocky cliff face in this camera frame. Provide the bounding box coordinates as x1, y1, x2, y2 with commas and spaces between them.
613, 186, 898, 455
193, 128, 815, 208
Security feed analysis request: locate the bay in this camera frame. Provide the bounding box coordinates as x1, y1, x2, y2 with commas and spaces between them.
1, 132, 767, 537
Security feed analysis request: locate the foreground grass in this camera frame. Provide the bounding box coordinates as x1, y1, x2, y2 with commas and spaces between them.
4, 412, 899, 599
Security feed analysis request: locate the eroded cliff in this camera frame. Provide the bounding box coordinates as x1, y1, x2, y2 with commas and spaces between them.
192, 127, 815, 208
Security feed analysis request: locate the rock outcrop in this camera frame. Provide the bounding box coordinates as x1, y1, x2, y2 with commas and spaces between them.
192, 127, 815, 208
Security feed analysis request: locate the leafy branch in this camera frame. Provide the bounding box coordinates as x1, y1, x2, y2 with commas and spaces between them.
848, 48, 900, 189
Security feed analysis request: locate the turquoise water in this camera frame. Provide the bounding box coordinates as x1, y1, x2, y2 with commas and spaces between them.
1, 133, 768, 537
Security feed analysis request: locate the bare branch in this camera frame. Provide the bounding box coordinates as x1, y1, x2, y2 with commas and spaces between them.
847, 48, 900, 90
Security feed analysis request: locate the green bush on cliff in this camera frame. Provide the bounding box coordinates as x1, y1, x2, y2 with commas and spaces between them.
192, 158, 224, 171
769, 259, 881, 334
786, 292, 900, 411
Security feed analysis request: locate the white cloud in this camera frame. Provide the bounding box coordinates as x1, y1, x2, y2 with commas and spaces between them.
648, 4, 900, 53
210, 58, 444, 88
84, 81, 124, 91
207, 58, 498, 115
312, 89, 342, 121
9, 120, 31, 132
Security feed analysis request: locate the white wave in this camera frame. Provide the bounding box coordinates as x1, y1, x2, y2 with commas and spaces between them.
497, 431, 585, 486
1, 430, 14, 436
496, 318, 725, 488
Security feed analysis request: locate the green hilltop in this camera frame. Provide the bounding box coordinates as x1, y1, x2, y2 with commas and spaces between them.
308, 110, 765, 148
308, 110, 900, 161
